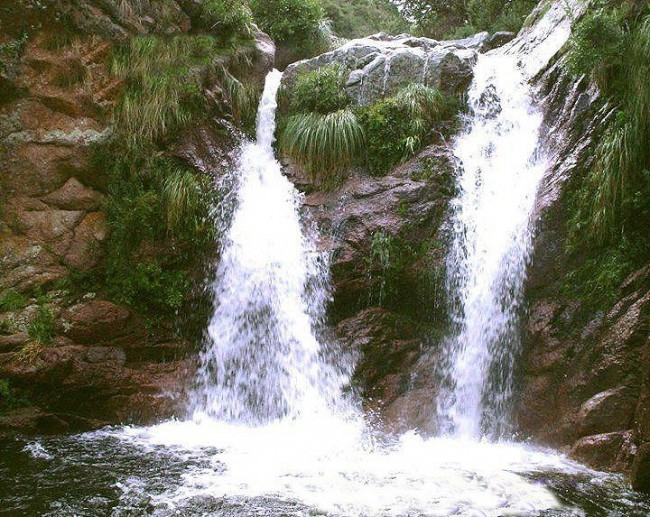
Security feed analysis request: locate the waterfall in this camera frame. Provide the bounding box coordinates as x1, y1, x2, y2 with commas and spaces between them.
191, 70, 351, 424
436, 53, 548, 440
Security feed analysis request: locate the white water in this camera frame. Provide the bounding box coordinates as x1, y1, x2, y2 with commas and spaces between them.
436, 53, 548, 440
191, 70, 352, 424
56, 51, 633, 515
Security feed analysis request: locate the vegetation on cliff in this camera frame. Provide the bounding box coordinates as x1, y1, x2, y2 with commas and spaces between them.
564, 0, 650, 308
399, 0, 537, 39
279, 64, 460, 186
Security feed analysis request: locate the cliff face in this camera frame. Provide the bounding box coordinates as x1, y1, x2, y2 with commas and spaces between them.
515, 16, 650, 490
0, 0, 272, 435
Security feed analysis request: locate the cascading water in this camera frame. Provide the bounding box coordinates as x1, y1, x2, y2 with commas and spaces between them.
435, 52, 548, 440
191, 70, 350, 424
8, 4, 650, 513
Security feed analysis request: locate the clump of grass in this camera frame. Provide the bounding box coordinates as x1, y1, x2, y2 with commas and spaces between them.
0, 289, 28, 312
568, 7, 650, 245
281, 108, 365, 185
162, 166, 207, 233
26, 306, 55, 345
111, 35, 219, 146
52, 57, 88, 88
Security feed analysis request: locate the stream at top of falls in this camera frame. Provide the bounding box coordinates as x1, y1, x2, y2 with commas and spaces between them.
3, 61, 650, 517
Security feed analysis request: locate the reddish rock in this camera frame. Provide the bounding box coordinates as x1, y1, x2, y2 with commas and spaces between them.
570, 431, 634, 472
64, 211, 107, 270
62, 300, 146, 346
42, 177, 103, 211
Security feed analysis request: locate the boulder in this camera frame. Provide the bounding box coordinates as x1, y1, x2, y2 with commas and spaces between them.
64, 211, 107, 270
41, 177, 103, 211
284, 33, 479, 105
61, 300, 146, 347
575, 387, 636, 438
570, 431, 634, 472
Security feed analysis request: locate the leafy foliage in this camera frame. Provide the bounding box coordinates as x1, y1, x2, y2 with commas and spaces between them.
0, 380, 29, 415
249, 0, 326, 57
250, 0, 322, 41
400, 0, 536, 39
321, 0, 408, 39
568, 4, 650, 245
289, 64, 351, 115
202, 0, 255, 43
358, 84, 459, 175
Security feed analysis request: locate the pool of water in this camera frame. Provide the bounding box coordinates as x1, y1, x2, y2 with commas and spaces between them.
2, 416, 649, 516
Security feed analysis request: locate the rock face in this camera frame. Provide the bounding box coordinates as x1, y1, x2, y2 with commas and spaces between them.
0, 0, 272, 435
284, 32, 487, 105
512, 0, 650, 488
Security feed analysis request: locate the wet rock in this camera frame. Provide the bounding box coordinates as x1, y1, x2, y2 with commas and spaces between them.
481, 32, 516, 53
632, 443, 650, 493
575, 387, 637, 437
284, 34, 478, 105
570, 431, 634, 472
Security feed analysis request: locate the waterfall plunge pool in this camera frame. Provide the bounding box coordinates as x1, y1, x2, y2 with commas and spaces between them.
3, 417, 650, 516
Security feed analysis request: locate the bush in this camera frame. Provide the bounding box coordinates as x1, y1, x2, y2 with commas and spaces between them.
0, 380, 29, 414
321, 0, 408, 39
250, 0, 323, 42
106, 261, 190, 314
566, 7, 626, 90
202, 0, 254, 42
280, 109, 365, 185
568, 7, 650, 245
289, 64, 351, 115
402, 0, 536, 39
358, 84, 459, 175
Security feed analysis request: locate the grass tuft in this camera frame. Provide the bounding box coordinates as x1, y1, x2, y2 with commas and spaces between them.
281, 108, 365, 186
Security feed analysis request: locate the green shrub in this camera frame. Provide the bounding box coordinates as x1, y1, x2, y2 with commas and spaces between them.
289, 64, 351, 115
106, 261, 190, 314
402, 0, 536, 39
250, 0, 323, 42
321, 0, 408, 39
0, 289, 28, 312
202, 0, 254, 42
568, 7, 650, 245
281, 109, 365, 185
561, 242, 635, 309
566, 7, 626, 90
27, 306, 55, 345
358, 84, 458, 175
